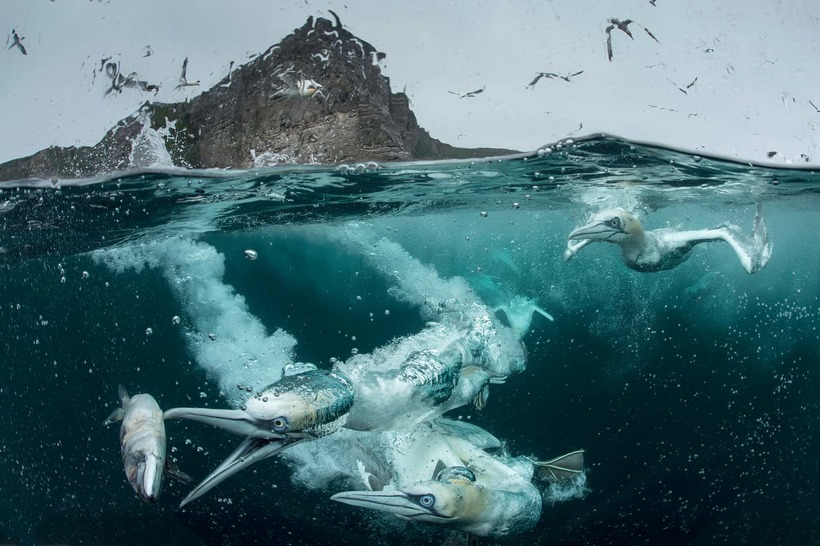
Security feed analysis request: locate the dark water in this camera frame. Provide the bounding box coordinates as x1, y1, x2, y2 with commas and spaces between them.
1, 136, 818, 545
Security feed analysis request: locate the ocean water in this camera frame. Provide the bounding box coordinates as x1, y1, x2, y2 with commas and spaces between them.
0, 135, 818, 545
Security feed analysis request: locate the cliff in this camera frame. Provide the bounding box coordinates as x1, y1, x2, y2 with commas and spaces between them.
0, 14, 515, 182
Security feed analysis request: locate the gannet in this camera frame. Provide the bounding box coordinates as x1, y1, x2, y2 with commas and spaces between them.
105, 386, 189, 502
161, 308, 525, 505
331, 420, 584, 538
526, 71, 583, 88
163, 368, 355, 506
175, 57, 199, 89
8, 29, 26, 55
604, 18, 659, 61
564, 205, 772, 273
448, 86, 485, 99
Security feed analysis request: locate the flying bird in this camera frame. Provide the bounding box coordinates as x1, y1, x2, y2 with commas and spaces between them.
527, 71, 583, 88
7, 29, 26, 55
605, 18, 660, 61
143, 45, 153, 57
809, 100, 820, 113
448, 86, 485, 99
667, 77, 698, 94
176, 57, 200, 89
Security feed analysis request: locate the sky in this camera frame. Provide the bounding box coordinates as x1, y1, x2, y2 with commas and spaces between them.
1, 0, 819, 166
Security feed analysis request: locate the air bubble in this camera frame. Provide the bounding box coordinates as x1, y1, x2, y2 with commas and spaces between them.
145, 328, 153, 336
172, 316, 181, 325
244, 249, 258, 260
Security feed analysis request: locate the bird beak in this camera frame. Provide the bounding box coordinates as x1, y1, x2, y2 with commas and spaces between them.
163, 407, 309, 506
179, 434, 306, 507
331, 490, 448, 522
163, 407, 273, 438
568, 220, 623, 241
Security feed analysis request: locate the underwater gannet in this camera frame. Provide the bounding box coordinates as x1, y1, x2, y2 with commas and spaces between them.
105, 386, 189, 502
332, 421, 585, 538
564, 205, 772, 273
162, 308, 526, 505
175, 57, 199, 89
163, 368, 354, 506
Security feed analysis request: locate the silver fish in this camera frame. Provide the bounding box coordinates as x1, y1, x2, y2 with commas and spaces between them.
105, 386, 170, 503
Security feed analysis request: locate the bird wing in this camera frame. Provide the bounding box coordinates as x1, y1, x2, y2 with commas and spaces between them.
606, 31, 614, 61
181, 57, 188, 80
643, 26, 660, 43
18, 41, 27, 55
527, 73, 545, 87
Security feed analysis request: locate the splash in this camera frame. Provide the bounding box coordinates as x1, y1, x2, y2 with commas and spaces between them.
128, 113, 174, 168
92, 238, 296, 405
542, 471, 589, 505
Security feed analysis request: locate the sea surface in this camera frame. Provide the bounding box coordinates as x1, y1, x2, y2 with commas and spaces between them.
1, 136, 818, 545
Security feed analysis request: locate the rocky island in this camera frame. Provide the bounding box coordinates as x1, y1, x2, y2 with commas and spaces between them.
0, 14, 514, 182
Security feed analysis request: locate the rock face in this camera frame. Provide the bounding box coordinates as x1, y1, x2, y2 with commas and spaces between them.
0, 15, 514, 182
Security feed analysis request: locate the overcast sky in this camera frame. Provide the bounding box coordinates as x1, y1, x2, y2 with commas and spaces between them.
1, 0, 819, 165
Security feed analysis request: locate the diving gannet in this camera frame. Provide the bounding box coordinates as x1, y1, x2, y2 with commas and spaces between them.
164, 368, 355, 506
105, 386, 189, 502
161, 303, 528, 506
564, 205, 772, 273
331, 420, 585, 538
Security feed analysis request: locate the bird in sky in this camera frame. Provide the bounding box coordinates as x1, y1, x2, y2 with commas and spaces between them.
448, 86, 485, 99
7, 29, 27, 55
526, 71, 584, 88
176, 57, 200, 89
605, 18, 660, 61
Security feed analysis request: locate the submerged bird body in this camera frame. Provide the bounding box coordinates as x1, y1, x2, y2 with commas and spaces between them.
331, 421, 583, 538
565, 206, 772, 273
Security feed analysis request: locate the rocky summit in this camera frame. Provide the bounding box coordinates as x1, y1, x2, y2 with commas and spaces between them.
0, 14, 514, 182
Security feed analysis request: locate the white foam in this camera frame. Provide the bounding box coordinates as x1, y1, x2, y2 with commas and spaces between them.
128, 113, 174, 168
542, 471, 589, 505
92, 237, 296, 405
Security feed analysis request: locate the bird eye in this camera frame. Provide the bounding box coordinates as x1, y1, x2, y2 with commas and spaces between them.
271, 417, 289, 432
418, 494, 435, 507
609, 217, 621, 228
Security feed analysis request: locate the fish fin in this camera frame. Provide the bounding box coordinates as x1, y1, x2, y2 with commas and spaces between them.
165, 459, 192, 484
117, 384, 131, 406
104, 407, 124, 425
531, 449, 585, 482
472, 385, 489, 410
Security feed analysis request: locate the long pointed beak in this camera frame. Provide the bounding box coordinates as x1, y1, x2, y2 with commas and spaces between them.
331, 490, 426, 519
180, 435, 307, 507
163, 407, 273, 439
568, 221, 620, 241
